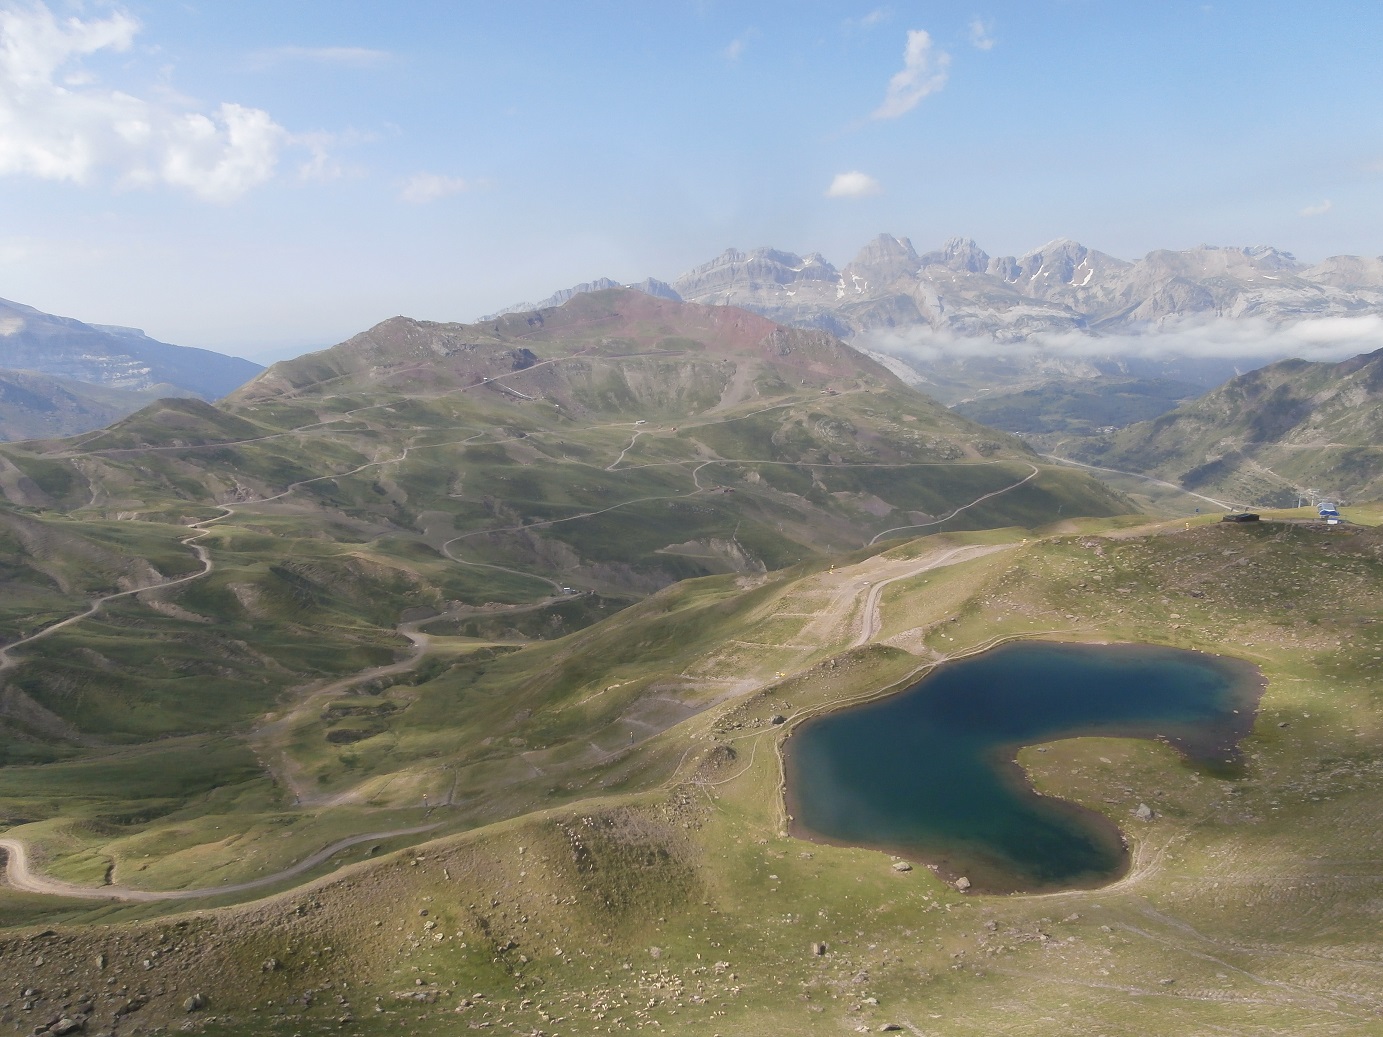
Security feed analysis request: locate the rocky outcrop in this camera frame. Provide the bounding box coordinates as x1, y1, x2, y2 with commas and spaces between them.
507, 237, 1383, 346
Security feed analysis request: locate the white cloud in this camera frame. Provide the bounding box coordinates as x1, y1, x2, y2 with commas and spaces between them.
861, 315, 1383, 365
399, 172, 472, 204
721, 28, 758, 62
872, 29, 950, 119
247, 45, 392, 70
825, 171, 882, 198
1299, 199, 1333, 218
845, 8, 891, 32
0, 2, 290, 202
293, 127, 375, 182
968, 18, 995, 51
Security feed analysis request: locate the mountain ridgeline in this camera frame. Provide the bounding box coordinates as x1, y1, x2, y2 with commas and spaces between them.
3, 294, 1383, 1037
485, 235, 1383, 344
1073, 347, 1383, 507
0, 290, 1130, 751
0, 296, 263, 441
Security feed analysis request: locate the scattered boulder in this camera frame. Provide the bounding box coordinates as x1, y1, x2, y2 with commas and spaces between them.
811, 942, 828, 956
50, 1018, 85, 1036
770, 715, 787, 726
1134, 803, 1154, 821
891, 861, 912, 872
183, 993, 206, 1013
954, 876, 971, 891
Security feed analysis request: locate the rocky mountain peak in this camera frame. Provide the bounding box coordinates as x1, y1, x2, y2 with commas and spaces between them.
1305, 254, 1383, 289
672, 246, 839, 302
481, 233, 1383, 359
1142, 244, 1302, 281
844, 233, 921, 287
624, 278, 683, 302
850, 233, 919, 265
1241, 245, 1301, 270
919, 237, 991, 273
993, 238, 1092, 288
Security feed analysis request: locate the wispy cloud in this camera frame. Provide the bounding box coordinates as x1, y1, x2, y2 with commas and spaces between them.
0, 2, 292, 202
721, 29, 758, 62
844, 8, 891, 32
872, 29, 950, 119
1300, 199, 1333, 218
862, 315, 1383, 365
399, 172, 473, 204
248, 45, 393, 70
825, 171, 882, 198
968, 17, 996, 51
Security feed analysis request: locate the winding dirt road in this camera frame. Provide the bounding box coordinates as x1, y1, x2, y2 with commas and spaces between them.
0, 824, 439, 902
1041, 453, 1237, 512
0, 351, 1074, 905
851, 543, 1015, 648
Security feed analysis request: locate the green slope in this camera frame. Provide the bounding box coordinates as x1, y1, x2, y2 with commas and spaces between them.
1, 514, 1382, 1037
1072, 347, 1383, 507
952, 375, 1200, 434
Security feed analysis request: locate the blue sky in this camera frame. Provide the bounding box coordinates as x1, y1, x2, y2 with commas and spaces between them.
2, 1, 1381, 358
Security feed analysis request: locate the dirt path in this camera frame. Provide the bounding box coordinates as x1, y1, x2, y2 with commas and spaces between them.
0, 356, 1078, 905
852, 543, 1015, 647
0, 525, 220, 680
1041, 453, 1237, 512
248, 623, 433, 809
606, 428, 648, 470
0, 826, 439, 902
869, 464, 1042, 545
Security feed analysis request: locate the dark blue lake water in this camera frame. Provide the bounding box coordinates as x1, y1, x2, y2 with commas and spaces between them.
783, 641, 1262, 893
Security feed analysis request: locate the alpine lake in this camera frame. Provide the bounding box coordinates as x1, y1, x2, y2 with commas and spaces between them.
783, 641, 1265, 894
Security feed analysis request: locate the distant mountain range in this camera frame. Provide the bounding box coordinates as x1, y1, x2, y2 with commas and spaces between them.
486, 235, 1383, 341
0, 297, 263, 440
0, 369, 195, 443
480, 236, 1383, 408
667, 236, 1383, 340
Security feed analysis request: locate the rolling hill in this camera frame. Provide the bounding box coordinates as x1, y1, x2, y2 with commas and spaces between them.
952, 375, 1202, 435
0, 368, 196, 442
1071, 346, 1383, 507
1, 507, 1381, 1036
0, 290, 1130, 755
0, 290, 1380, 1037
0, 297, 263, 441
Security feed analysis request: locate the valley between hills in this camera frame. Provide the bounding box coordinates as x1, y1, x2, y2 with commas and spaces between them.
1, 291, 1382, 1036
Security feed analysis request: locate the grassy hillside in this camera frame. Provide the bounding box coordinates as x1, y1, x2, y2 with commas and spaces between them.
0, 291, 1222, 1033
952, 375, 1200, 434
0, 292, 1130, 753
1070, 347, 1383, 507
0, 369, 189, 443
0, 513, 1380, 1036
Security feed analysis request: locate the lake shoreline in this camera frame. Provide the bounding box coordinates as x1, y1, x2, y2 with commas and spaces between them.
782, 640, 1266, 895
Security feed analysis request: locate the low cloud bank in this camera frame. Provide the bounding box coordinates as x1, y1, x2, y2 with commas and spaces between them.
861, 315, 1383, 365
